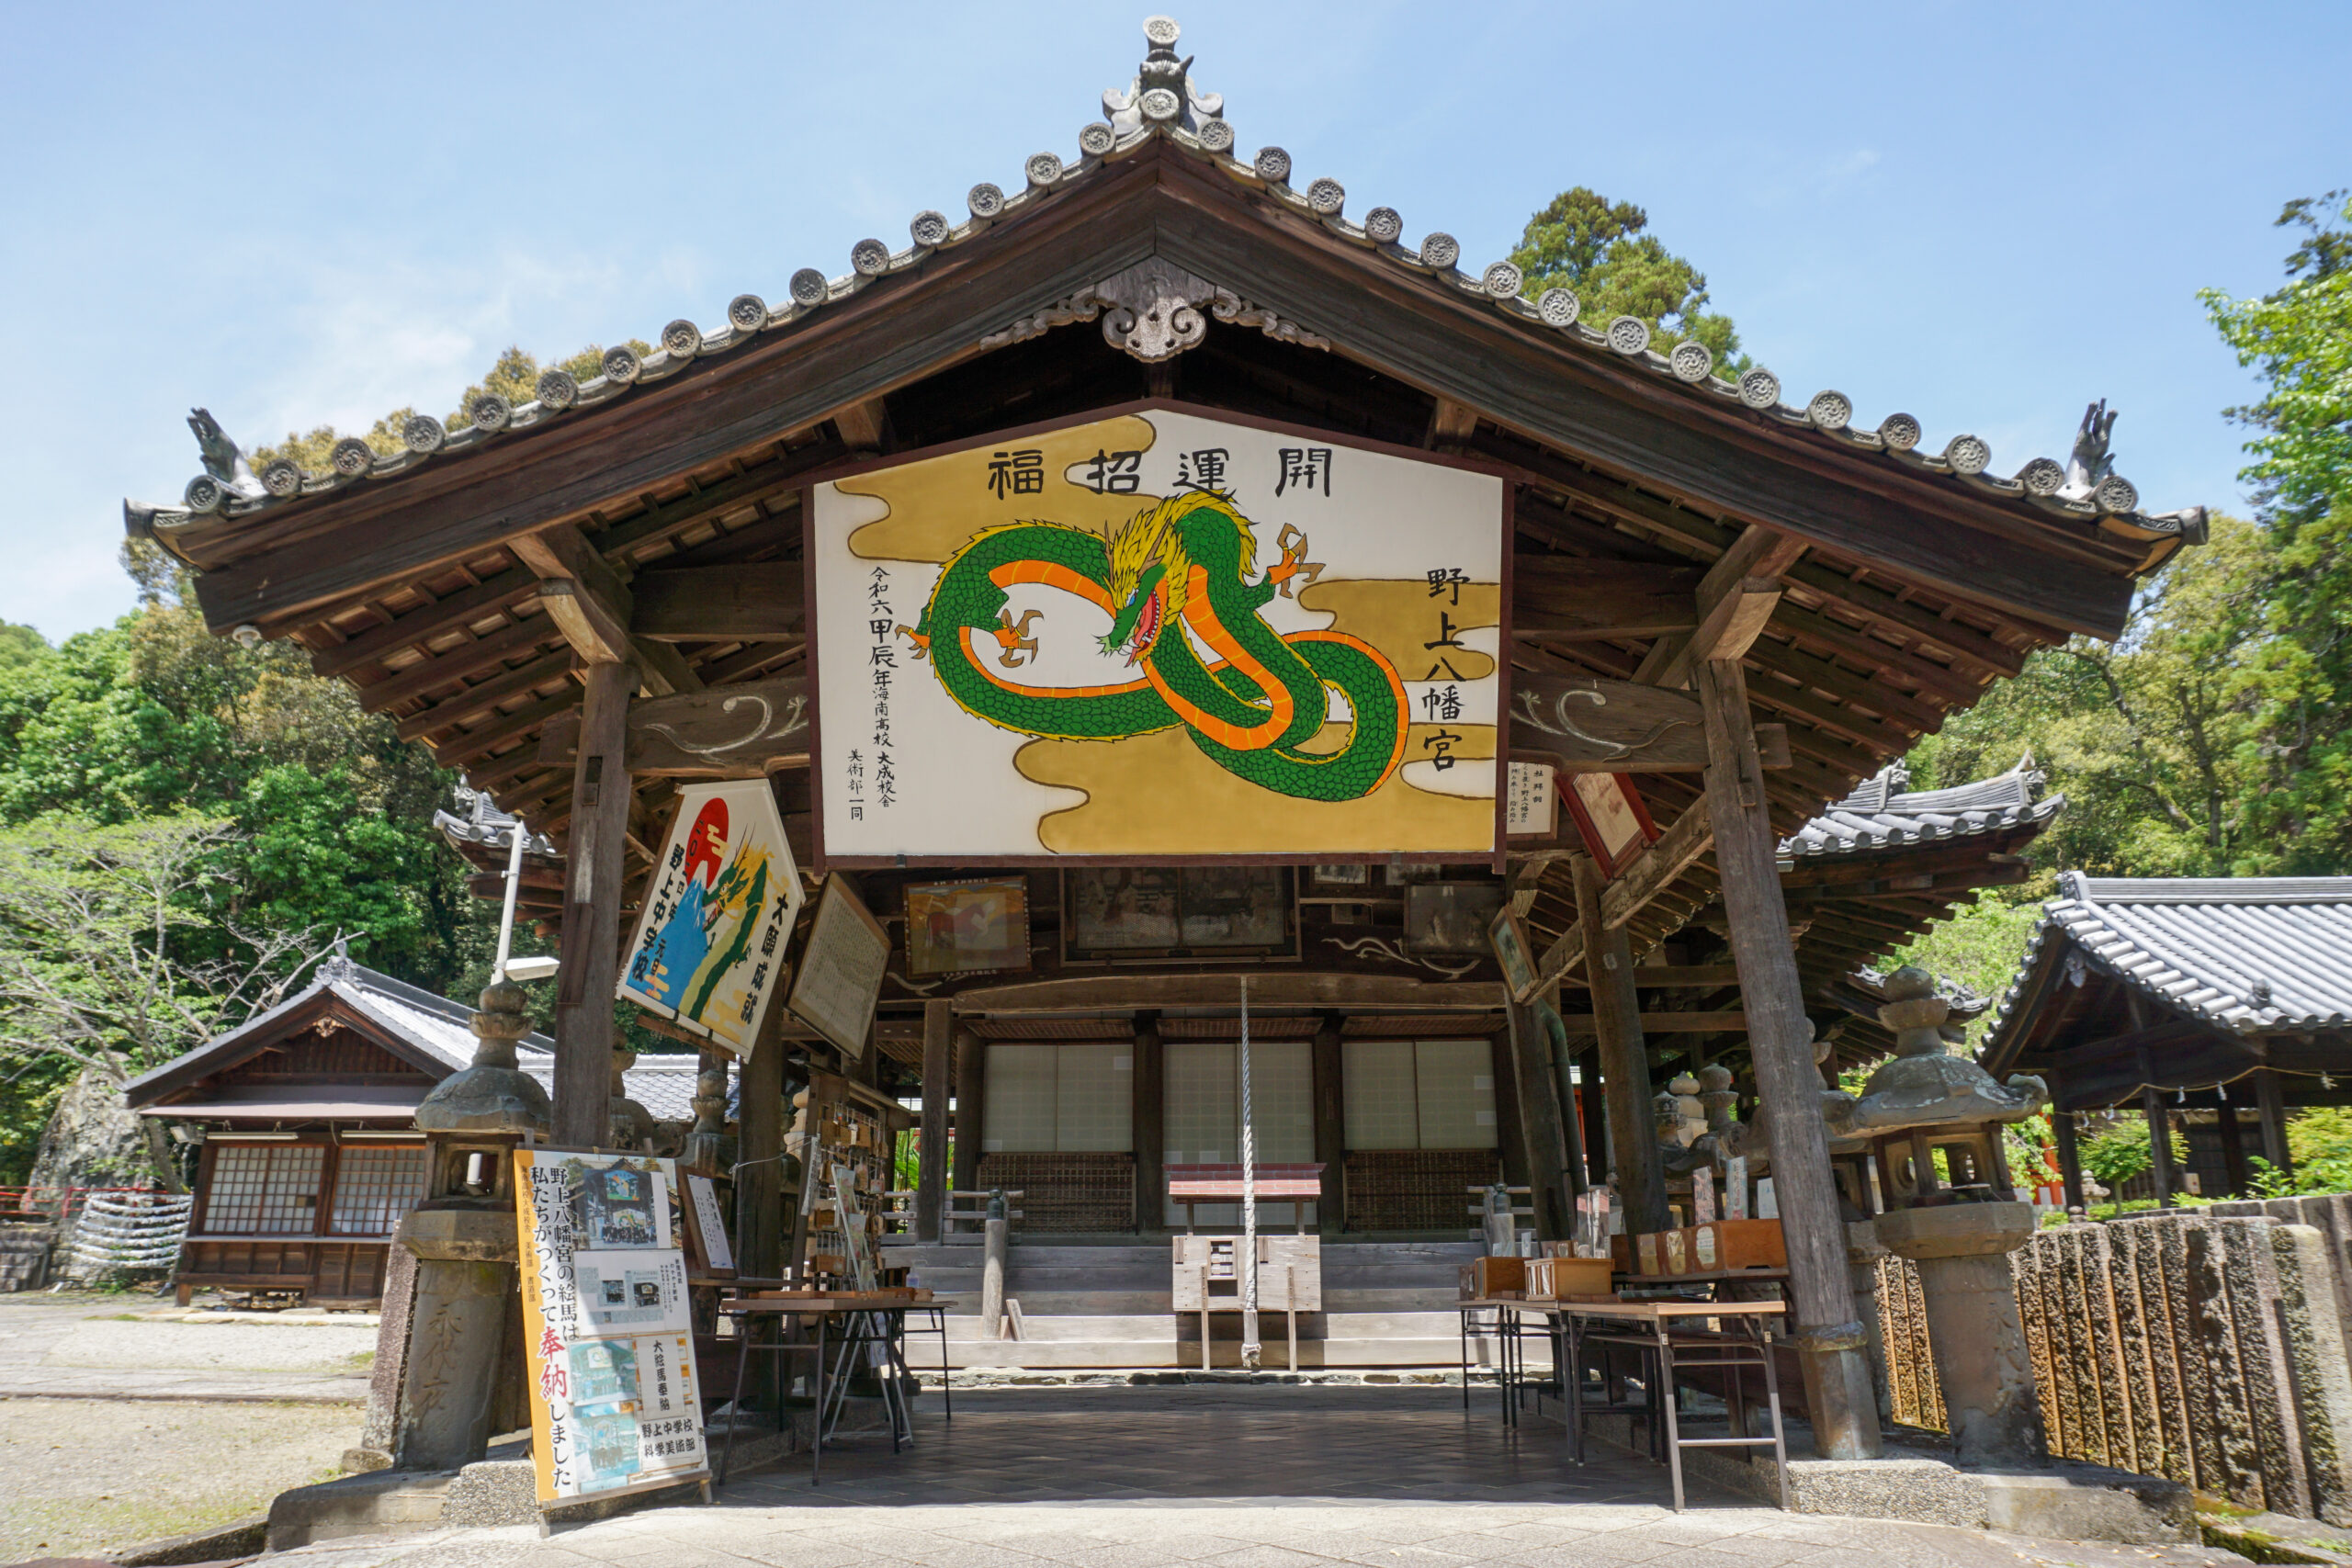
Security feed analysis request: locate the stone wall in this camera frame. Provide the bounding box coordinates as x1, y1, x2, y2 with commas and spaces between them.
1877, 1212, 2352, 1525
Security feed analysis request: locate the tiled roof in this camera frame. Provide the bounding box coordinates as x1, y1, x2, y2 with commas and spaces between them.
1988, 874, 2352, 1038
125, 18, 2203, 556
128, 955, 720, 1122
1781, 756, 2062, 858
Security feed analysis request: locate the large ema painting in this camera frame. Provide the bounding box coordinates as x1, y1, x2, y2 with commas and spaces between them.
809, 406, 1509, 862
616, 779, 805, 1056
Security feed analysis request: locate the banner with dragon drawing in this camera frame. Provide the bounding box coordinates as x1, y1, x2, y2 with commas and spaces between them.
616, 779, 805, 1055
808, 404, 1509, 863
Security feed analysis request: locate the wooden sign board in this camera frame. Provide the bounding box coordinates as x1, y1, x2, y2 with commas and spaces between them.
905, 877, 1031, 976
616, 780, 804, 1057
1563, 773, 1660, 879
1489, 905, 1542, 1005
681, 1172, 734, 1276
786, 875, 890, 1062
808, 400, 1510, 864
513, 1150, 707, 1505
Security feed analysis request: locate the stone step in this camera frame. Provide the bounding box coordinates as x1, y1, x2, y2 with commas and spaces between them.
906, 1336, 1544, 1371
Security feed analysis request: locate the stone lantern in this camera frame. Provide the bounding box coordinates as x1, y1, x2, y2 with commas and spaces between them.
383, 978, 551, 1471
1850, 966, 2050, 1467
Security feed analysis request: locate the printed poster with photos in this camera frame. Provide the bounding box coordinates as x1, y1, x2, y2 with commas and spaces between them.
617, 779, 806, 1057
810, 404, 1508, 863
514, 1150, 707, 1506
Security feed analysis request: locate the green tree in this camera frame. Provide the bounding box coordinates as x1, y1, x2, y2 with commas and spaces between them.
2203, 192, 2352, 871
254, 341, 649, 466
1509, 187, 1749, 369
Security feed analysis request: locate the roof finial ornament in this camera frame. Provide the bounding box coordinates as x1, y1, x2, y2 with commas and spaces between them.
2059, 399, 2117, 501
183, 409, 266, 513
1106, 17, 1225, 140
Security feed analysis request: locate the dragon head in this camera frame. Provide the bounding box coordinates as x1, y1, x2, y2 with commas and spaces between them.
1099, 491, 1256, 661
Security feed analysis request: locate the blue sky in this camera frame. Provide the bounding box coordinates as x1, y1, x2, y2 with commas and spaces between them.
2, 1, 2344, 644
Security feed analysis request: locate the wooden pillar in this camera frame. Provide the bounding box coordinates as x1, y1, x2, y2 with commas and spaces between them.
1578, 1046, 1608, 1191
2051, 1097, 2086, 1212
1548, 1001, 1590, 1208
735, 1003, 786, 1280
2215, 1089, 2250, 1196
1311, 1019, 1345, 1235
916, 999, 951, 1242
1503, 998, 1573, 1241
1574, 855, 1669, 1235
2256, 1066, 2293, 1176
2143, 1086, 2177, 1208
1696, 656, 1882, 1461
1490, 1032, 1532, 1192
552, 659, 635, 1148
953, 1026, 986, 1195
1134, 1015, 1165, 1235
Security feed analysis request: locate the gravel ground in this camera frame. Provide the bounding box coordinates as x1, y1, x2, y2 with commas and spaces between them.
40, 1316, 378, 1374
0, 1397, 355, 1561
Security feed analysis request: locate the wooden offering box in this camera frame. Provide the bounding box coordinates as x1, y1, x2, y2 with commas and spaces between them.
1524, 1256, 1614, 1300
1458, 1256, 1526, 1300
1690, 1218, 1787, 1272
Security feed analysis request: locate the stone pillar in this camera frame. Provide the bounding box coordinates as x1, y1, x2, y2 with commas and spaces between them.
680, 1050, 730, 1179
1574, 855, 1669, 1235
1846, 1221, 1894, 1427
554, 660, 635, 1148
393, 979, 551, 1472
1697, 657, 1882, 1461
917, 999, 951, 1242
1877, 1204, 2048, 1467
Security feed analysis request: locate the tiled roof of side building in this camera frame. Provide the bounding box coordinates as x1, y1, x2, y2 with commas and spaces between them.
124, 17, 2203, 558
1781, 755, 2062, 858
1985, 874, 2352, 1040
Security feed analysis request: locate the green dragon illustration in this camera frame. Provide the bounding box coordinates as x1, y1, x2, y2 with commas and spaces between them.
897, 492, 1409, 802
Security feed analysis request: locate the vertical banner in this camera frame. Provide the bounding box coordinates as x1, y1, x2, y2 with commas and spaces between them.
514, 1150, 708, 1505
617, 779, 806, 1057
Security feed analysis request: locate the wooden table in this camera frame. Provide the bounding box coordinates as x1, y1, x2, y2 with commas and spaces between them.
714, 1292, 952, 1487
1461, 1298, 1790, 1512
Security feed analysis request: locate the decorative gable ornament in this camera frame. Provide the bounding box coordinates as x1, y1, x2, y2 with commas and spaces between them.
979, 258, 1330, 364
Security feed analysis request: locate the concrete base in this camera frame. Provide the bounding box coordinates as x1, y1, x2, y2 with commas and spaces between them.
1577, 1412, 2192, 1543
268, 1404, 893, 1547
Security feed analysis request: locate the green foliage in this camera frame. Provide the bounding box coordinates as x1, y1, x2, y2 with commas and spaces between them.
1508, 187, 1749, 371
2245, 1108, 2352, 1197
1889, 895, 2049, 1046
2076, 1114, 2189, 1191
2200, 193, 2352, 872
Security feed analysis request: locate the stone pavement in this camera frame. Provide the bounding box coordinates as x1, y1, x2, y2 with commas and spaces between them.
262, 1387, 2248, 1568
0, 1295, 371, 1403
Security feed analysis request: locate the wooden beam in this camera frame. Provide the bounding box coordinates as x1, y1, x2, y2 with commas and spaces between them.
916, 998, 951, 1242
354, 615, 560, 714
1532, 795, 1715, 989
1697, 652, 1881, 1460
311, 567, 538, 679
1576, 854, 1668, 1235
831, 396, 890, 455
1424, 396, 1479, 449
538, 578, 633, 665
950, 972, 1507, 1013
1510, 673, 1789, 773
551, 660, 635, 1147
1558, 964, 1743, 989
632, 562, 804, 642
1558, 1011, 1749, 1034
394, 650, 575, 739
539, 676, 809, 776
1637, 525, 1806, 689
